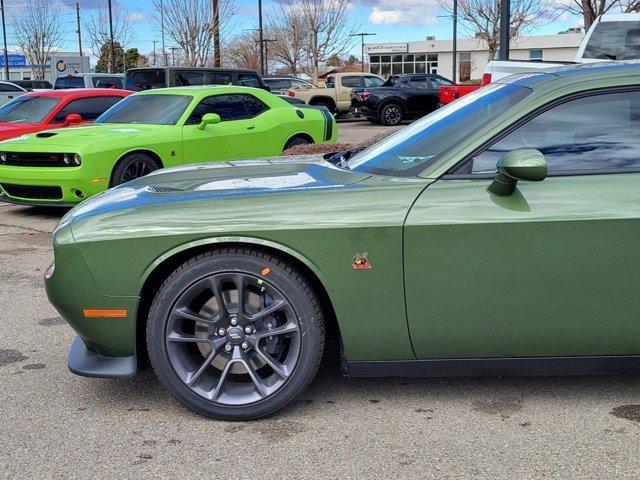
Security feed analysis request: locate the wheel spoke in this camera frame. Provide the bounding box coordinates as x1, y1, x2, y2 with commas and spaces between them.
187, 350, 216, 386
255, 321, 299, 339
234, 274, 247, 318
167, 332, 211, 343
248, 299, 287, 322
209, 346, 242, 400
241, 351, 269, 398
254, 348, 289, 378
208, 276, 229, 318
174, 306, 218, 325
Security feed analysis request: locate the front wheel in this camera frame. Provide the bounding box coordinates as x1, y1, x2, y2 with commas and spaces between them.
147, 248, 325, 420
380, 103, 403, 126
111, 153, 159, 187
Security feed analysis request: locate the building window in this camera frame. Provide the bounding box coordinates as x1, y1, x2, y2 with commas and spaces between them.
368, 52, 438, 79
529, 49, 543, 60
459, 52, 471, 82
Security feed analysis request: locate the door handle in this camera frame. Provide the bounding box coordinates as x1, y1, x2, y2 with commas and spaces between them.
7, 95, 13, 99
246, 125, 255, 130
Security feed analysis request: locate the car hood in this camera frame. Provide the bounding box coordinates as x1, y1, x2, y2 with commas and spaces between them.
0, 123, 163, 148
0, 122, 41, 141
62, 156, 372, 224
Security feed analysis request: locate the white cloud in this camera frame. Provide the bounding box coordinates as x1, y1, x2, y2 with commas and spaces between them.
365, 0, 439, 26
127, 12, 148, 23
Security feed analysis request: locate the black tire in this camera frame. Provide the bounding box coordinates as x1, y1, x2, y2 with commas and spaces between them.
284, 136, 312, 151
111, 152, 159, 187
147, 247, 325, 420
379, 103, 404, 126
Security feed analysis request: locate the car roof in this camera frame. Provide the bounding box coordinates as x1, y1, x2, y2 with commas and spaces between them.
22, 88, 131, 99
58, 73, 124, 78
127, 67, 259, 74
133, 85, 267, 96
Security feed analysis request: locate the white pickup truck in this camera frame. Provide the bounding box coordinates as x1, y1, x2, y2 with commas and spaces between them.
482, 13, 640, 85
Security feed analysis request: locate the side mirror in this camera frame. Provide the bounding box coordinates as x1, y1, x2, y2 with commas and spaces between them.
63, 113, 83, 126
197, 113, 221, 130
487, 148, 547, 197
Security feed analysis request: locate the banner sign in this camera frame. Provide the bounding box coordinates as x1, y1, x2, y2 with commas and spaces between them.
0, 54, 27, 67
364, 43, 409, 54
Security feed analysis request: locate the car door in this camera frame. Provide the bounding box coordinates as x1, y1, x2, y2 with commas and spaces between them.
338, 76, 364, 109
403, 76, 438, 115
181, 93, 272, 163
404, 87, 640, 359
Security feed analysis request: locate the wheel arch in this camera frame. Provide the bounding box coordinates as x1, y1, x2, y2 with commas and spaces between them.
135, 237, 341, 367
308, 96, 336, 111
284, 131, 315, 149
110, 149, 164, 187
377, 97, 407, 114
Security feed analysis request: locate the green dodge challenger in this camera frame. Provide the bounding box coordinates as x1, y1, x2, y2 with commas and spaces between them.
46, 62, 640, 420
0, 86, 336, 205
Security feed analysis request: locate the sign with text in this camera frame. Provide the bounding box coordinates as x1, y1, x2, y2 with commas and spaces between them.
364, 43, 409, 54
0, 54, 27, 67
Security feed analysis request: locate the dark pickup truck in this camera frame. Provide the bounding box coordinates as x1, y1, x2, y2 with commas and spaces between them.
350, 73, 454, 126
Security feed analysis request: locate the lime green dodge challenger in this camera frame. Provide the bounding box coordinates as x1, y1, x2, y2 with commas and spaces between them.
46, 62, 640, 420
0, 86, 336, 205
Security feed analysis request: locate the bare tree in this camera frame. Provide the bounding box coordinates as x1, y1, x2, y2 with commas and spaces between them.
12, 0, 65, 80
440, 0, 555, 60
152, 0, 237, 67
224, 32, 262, 71
267, 3, 307, 75
84, 4, 133, 71
555, 0, 639, 30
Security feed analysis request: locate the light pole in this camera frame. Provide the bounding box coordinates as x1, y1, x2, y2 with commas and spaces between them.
76, 3, 83, 72
452, 0, 457, 82
350, 32, 376, 72
0, 0, 9, 81
107, 0, 116, 73
499, 0, 510, 60
258, 0, 265, 75
152, 40, 158, 66
160, 0, 166, 66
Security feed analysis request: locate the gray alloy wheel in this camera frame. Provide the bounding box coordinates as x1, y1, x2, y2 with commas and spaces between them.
111, 153, 158, 187
380, 103, 403, 126
147, 248, 325, 420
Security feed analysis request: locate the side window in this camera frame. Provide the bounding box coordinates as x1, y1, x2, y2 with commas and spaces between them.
291, 80, 309, 89
408, 76, 429, 88
237, 74, 262, 88
465, 90, 640, 174
175, 72, 205, 86
53, 97, 123, 123
364, 76, 384, 87
429, 76, 454, 88
210, 73, 233, 85
186, 94, 268, 124
0, 83, 23, 92
341, 76, 363, 88
92, 76, 123, 89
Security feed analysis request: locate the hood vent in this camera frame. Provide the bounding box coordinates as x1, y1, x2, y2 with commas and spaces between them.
148, 185, 185, 193
36, 132, 58, 138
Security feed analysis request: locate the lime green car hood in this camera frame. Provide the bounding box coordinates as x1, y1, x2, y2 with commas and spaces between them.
0, 123, 162, 149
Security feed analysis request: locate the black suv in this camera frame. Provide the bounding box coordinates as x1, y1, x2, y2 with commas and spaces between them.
125, 67, 268, 91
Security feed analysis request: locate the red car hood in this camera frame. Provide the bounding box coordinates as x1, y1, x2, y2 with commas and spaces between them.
0, 122, 44, 141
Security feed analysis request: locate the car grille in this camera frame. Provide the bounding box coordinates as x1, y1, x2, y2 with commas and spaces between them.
1, 183, 63, 200
1, 152, 71, 167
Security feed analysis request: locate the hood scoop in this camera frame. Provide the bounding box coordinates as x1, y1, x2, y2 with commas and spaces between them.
148, 185, 185, 193
36, 132, 58, 138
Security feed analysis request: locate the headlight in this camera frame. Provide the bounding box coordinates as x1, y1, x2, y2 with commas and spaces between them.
72, 153, 81, 166
0, 152, 6, 162
63, 153, 81, 166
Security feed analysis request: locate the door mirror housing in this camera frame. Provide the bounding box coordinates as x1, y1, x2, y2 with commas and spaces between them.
197, 113, 221, 130
63, 113, 83, 126
487, 148, 547, 197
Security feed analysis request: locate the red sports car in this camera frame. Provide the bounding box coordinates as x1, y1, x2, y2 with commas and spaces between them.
0, 89, 131, 141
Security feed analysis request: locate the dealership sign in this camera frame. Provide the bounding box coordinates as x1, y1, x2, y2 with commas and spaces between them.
364, 43, 409, 54
0, 54, 27, 67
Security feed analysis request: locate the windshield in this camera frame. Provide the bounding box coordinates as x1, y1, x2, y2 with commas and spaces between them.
0, 96, 60, 123
95, 94, 192, 125
348, 83, 531, 176
125, 69, 167, 91
583, 21, 640, 60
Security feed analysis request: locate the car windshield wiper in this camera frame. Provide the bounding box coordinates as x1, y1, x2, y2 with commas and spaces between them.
325, 148, 364, 170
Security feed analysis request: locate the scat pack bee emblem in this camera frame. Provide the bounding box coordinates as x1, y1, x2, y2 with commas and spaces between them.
352, 252, 372, 270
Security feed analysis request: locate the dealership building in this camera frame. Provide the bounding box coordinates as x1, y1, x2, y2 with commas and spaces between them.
364, 31, 584, 82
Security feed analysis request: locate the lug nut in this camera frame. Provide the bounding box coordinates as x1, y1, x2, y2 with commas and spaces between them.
230, 316, 238, 326
241, 342, 249, 350
217, 328, 226, 336
244, 325, 253, 334
224, 343, 232, 352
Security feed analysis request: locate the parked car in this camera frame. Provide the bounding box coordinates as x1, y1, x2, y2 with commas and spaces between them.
44, 61, 640, 420
53, 73, 125, 90
0, 88, 130, 141
0, 81, 28, 106
481, 13, 640, 85
351, 73, 454, 125
0, 85, 336, 205
287, 72, 384, 114
439, 84, 480, 106
125, 67, 268, 91
12, 80, 53, 91
263, 76, 315, 95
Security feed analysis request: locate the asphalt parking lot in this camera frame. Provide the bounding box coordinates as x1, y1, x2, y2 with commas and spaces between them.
2, 121, 640, 478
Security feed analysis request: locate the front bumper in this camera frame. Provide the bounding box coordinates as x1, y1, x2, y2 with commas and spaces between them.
0, 161, 108, 206
45, 224, 140, 377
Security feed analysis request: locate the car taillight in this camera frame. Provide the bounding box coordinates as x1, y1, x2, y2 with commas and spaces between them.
44, 262, 55, 280
288, 90, 296, 97
359, 91, 370, 101
481, 73, 492, 86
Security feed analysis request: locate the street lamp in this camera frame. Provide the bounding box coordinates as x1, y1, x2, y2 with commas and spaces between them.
258, 0, 265, 74
107, 0, 116, 73
350, 32, 377, 72
0, 0, 9, 81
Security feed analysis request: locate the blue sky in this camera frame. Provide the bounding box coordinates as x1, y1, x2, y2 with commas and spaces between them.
3, 0, 581, 60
